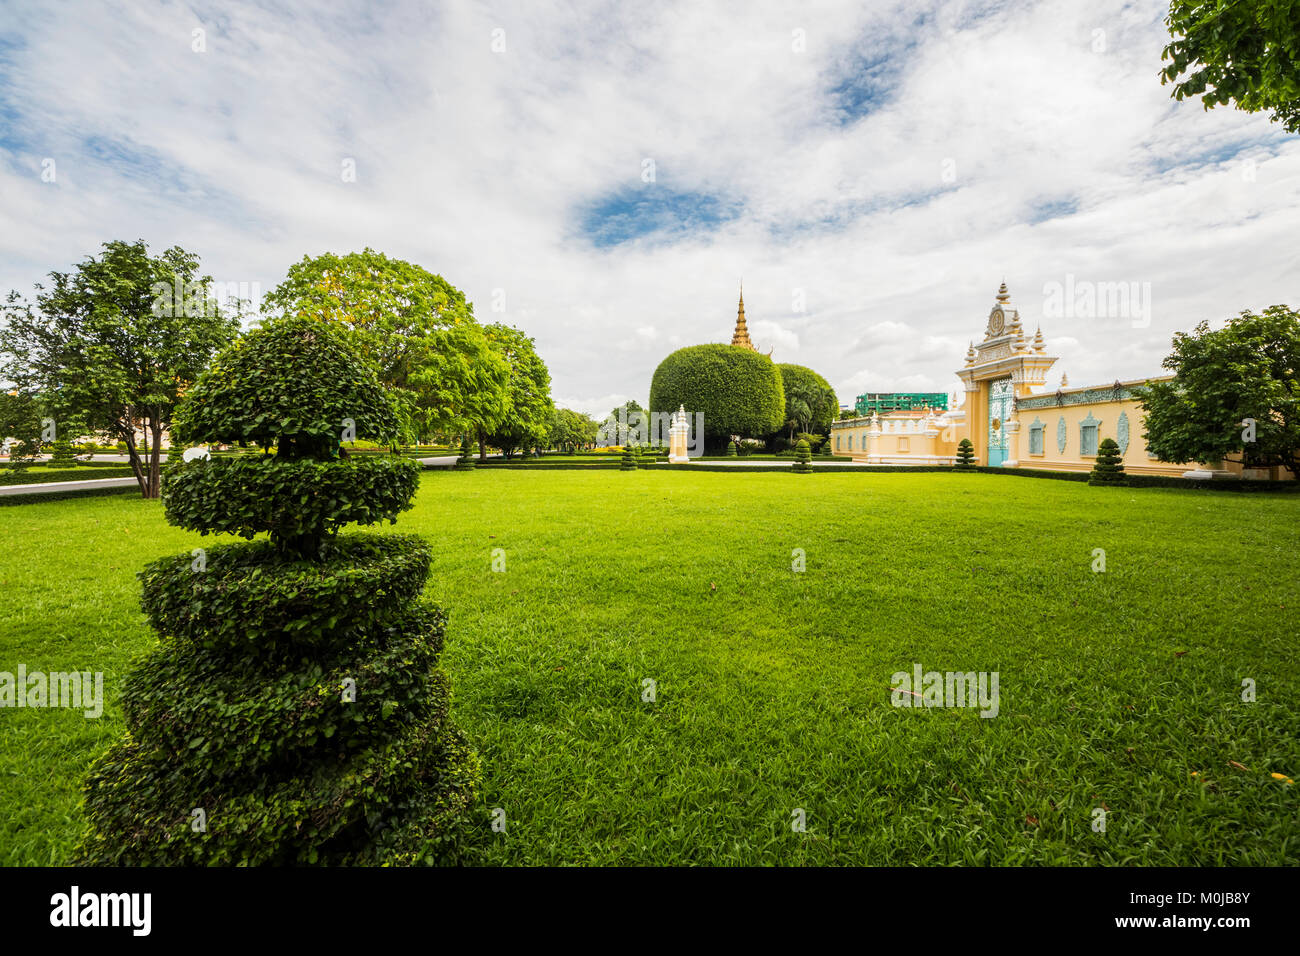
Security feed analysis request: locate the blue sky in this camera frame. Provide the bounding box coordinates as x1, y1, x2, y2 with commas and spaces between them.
1, 0, 1297, 417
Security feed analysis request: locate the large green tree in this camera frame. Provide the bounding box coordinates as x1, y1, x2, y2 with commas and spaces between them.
480, 323, 553, 459
0, 240, 240, 497
0, 389, 44, 466
407, 320, 510, 441
776, 363, 837, 443
549, 407, 598, 453
1162, 1, 1300, 133
263, 249, 508, 442
1137, 305, 1300, 477
649, 344, 785, 452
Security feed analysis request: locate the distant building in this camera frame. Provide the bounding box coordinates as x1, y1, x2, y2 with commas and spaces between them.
830, 281, 1292, 479
854, 392, 949, 416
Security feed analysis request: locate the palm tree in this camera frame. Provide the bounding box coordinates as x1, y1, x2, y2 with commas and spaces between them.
786, 382, 829, 443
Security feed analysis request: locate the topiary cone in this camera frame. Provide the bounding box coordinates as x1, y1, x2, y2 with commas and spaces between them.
1089, 437, 1127, 486
792, 438, 812, 473
74, 314, 479, 865
455, 434, 475, 471
620, 445, 638, 470
47, 436, 77, 468
954, 438, 976, 470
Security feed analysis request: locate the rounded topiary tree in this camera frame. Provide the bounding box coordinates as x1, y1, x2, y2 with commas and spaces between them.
955, 438, 976, 470
1089, 437, 1127, 485
455, 434, 475, 471
725, 439, 738, 457
792, 438, 813, 473
74, 314, 479, 866
649, 344, 784, 453
820, 435, 834, 457
47, 436, 77, 468
620, 445, 638, 470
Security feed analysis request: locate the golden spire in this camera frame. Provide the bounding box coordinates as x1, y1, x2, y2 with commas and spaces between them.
996, 281, 1010, 304
731, 281, 755, 350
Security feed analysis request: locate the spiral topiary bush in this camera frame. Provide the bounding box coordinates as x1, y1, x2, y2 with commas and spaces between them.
954, 438, 976, 470
455, 435, 475, 471
47, 436, 77, 468
792, 438, 813, 473
74, 314, 479, 865
1089, 437, 1127, 486
620, 445, 638, 471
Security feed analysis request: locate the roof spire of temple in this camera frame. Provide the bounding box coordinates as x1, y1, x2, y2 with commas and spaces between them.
996, 281, 1011, 304
731, 281, 755, 350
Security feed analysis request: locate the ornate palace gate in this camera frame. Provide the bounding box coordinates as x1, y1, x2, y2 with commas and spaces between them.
987, 377, 1013, 466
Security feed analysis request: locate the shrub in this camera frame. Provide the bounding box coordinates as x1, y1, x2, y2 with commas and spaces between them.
955, 438, 976, 470
649, 344, 785, 451
455, 435, 475, 471
172, 313, 402, 459
620, 445, 638, 471
1090, 437, 1127, 485
47, 438, 77, 469
74, 314, 478, 866
725, 440, 738, 457
792, 438, 813, 473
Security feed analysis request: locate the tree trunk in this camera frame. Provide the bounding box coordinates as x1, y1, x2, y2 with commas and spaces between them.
121, 417, 149, 498
477, 428, 487, 461
146, 417, 163, 499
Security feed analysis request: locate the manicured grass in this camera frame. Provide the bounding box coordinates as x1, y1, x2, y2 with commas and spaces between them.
1, 471, 1297, 865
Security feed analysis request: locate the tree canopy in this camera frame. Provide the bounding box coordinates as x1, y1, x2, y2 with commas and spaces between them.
0, 239, 240, 497
173, 313, 402, 459
263, 249, 509, 443
549, 407, 599, 453
776, 363, 837, 442
1162, 0, 1300, 133
479, 323, 554, 459
649, 344, 785, 451
1137, 304, 1300, 477
0, 389, 43, 465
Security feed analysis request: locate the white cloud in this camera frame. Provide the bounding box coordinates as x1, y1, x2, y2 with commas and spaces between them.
0, 0, 1296, 412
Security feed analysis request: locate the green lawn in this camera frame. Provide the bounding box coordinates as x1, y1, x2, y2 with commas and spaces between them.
1, 470, 1297, 865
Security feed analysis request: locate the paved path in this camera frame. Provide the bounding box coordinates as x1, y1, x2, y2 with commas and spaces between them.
0, 477, 139, 496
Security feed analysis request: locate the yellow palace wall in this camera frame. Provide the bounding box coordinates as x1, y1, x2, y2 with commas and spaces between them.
831, 411, 958, 464
1012, 391, 1182, 476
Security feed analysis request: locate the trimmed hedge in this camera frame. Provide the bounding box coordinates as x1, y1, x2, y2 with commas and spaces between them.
0, 485, 139, 506
75, 317, 479, 866
121, 600, 449, 783
139, 533, 433, 653
792, 439, 813, 473
0, 466, 137, 485
172, 314, 402, 456
649, 344, 785, 449
163, 455, 420, 543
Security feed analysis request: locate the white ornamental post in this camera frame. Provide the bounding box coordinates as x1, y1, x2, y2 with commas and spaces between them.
668, 405, 690, 463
